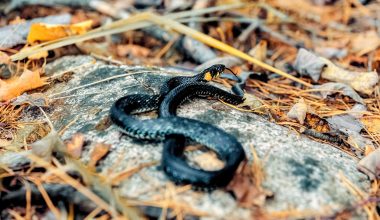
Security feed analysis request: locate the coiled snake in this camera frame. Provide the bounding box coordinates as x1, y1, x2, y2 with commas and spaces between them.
110, 64, 246, 188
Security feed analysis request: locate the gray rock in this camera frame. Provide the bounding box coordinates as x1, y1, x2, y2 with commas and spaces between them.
22, 56, 370, 219
4, 0, 91, 13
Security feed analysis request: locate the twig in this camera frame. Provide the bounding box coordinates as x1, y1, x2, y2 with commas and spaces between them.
146, 13, 312, 87
10, 3, 247, 61
48, 71, 146, 98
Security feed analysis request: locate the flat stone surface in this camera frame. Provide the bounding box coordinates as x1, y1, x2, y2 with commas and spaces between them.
22, 55, 370, 218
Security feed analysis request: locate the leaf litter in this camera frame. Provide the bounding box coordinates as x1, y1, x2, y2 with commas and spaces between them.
0, 0, 380, 219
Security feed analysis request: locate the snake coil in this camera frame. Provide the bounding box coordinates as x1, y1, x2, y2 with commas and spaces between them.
110, 64, 246, 188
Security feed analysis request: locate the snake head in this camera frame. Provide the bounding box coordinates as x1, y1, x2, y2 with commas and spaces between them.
202, 64, 225, 81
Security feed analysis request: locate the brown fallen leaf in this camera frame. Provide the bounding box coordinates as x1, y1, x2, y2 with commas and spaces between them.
65, 133, 85, 159
227, 162, 272, 208
248, 40, 267, 71
116, 44, 151, 57
357, 147, 380, 180
0, 69, 48, 101
304, 113, 330, 133
287, 98, 308, 124
31, 130, 64, 162
88, 143, 110, 168
27, 20, 93, 43
350, 30, 380, 56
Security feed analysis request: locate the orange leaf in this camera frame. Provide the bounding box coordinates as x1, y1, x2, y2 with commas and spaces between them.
66, 133, 85, 159
27, 20, 93, 43
0, 69, 47, 101
88, 143, 110, 168
0, 51, 11, 64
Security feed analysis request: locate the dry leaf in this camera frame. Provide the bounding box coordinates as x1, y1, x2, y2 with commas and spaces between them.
227, 162, 272, 207
348, 104, 367, 119
361, 118, 380, 134
357, 147, 380, 180
313, 82, 364, 104
238, 93, 263, 111
326, 115, 363, 134
116, 44, 151, 57
346, 130, 374, 152
304, 113, 331, 133
294, 49, 379, 94
31, 130, 64, 162
27, 20, 93, 43
287, 98, 308, 124
0, 69, 48, 101
248, 40, 267, 71
65, 133, 85, 159
88, 143, 110, 168
294, 48, 326, 82
350, 30, 380, 56
0, 14, 71, 48
321, 57, 378, 95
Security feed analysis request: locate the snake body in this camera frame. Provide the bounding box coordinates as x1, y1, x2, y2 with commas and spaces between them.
110, 64, 246, 188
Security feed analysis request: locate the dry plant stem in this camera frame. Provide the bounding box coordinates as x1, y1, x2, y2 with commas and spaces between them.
48, 71, 148, 98
9, 7, 310, 87
7, 210, 24, 220
84, 206, 103, 220
109, 161, 158, 185
249, 145, 265, 188
10, 3, 246, 61
145, 13, 311, 87
338, 172, 376, 219
27, 154, 118, 216
34, 180, 62, 219
65, 158, 140, 219
24, 180, 32, 220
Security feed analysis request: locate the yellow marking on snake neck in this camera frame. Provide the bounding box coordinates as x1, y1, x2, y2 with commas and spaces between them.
204, 72, 212, 81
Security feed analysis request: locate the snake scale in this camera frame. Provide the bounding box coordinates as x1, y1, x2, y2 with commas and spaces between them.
110, 64, 246, 188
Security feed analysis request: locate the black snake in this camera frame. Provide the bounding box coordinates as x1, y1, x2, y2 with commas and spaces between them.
110, 64, 246, 188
